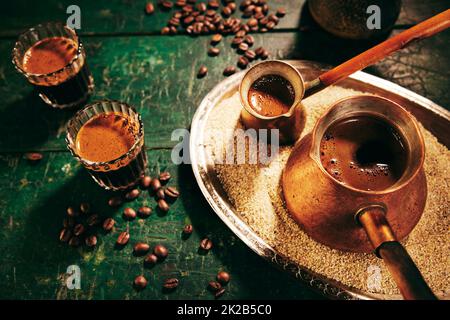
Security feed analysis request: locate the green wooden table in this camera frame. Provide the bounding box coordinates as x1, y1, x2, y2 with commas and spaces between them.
0, 0, 449, 300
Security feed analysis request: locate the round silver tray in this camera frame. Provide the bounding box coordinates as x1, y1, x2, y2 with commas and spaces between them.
189, 60, 450, 300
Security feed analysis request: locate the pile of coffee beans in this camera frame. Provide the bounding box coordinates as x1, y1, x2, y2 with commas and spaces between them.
144, 1, 286, 77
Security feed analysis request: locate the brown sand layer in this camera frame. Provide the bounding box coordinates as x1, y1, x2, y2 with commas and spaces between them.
206, 85, 450, 297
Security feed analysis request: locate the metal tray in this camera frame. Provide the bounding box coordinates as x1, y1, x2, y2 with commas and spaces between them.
189, 60, 450, 300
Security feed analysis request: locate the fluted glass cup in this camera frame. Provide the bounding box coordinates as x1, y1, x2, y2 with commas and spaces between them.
12, 22, 94, 108
66, 100, 147, 190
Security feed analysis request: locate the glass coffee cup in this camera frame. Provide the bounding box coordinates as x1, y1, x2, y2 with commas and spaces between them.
12, 22, 94, 108
66, 100, 147, 190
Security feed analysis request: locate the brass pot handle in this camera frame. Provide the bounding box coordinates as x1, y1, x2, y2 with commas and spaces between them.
357, 206, 437, 300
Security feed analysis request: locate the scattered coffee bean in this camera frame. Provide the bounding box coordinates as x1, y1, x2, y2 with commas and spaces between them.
144, 253, 158, 266
259, 49, 269, 59
215, 287, 226, 298
183, 224, 193, 235
223, 66, 236, 76
211, 34, 222, 45
69, 236, 80, 247
117, 231, 130, 246
80, 202, 90, 214
145, 2, 154, 15
164, 186, 180, 200
199, 237, 213, 251
59, 228, 72, 243
133, 242, 150, 255
238, 42, 248, 52
236, 30, 246, 38
217, 271, 230, 284
163, 278, 179, 290
140, 176, 152, 189
244, 35, 254, 46
73, 224, 85, 237
159, 172, 171, 183
134, 275, 148, 290
138, 206, 152, 218
156, 188, 166, 200
208, 47, 220, 57
160, 0, 174, 10
63, 217, 75, 229
108, 196, 123, 208
123, 207, 137, 220
25, 152, 43, 162
237, 56, 249, 69
197, 65, 208, 78
154, 244, 169, 259
102, 218, 115, 232
125, 189, 140, 201
150, 178, 161, 192
85, 235, 97, 247
67, 206, 79, 218
158, 199, 170, 213
208, 281, 222, 291
276, 7, 286, 17
161, 26, 171, 34
244, 49, 256, 61
87, 214, 101, 227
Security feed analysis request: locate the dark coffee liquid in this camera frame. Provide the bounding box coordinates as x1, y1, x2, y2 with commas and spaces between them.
320, 116, 408, 191
75, 113, 147, 189
248, 74, 295, 117
22, 37, 93, 106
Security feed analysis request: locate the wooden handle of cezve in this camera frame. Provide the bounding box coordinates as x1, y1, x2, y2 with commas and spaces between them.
304, 9, 450, 97
358, 207, 437, 300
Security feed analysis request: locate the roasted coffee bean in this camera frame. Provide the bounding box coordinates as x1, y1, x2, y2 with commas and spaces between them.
208, 47, 220, 57
140, 176, 152, 189
25, 152, 43, 162
169, 17, 181, 27
277, 7, 286, 17
138, 206, 152, 218
156, 188, 165, 200
237, 56, 249, 69
80, 202, 90, 214
215, 287, 226, 298
144, 253, 158, 266
108, 196, 123, 208
231, 36, 244, 47
163, 278, 179, 290
175, 0, 186, 7
259, 17, 269, 25
197, 65, 208, 78
254, 12, 265, 20
158, 199, 170, 213
222, 6, 232, 17
160, 1, 174, 10
236, 30, 246, 38
59, 228, 72, 243
247, 18, 258, 27
243, 7, 253, 17
208, 0, 219, 9
217, 271, 230, 284
223, 66, 236, 76
208, 281, 222, 291
199, 237, 213, 251
67, 206, 80, 218
266, 21, 275, 30
244, 49, 256, 61
154, 244, 169, 259
133, 242, 150, 255
244, 35, 254, 46
150, 178, 161, 192
69, 236, 80, 247
159, 172, 171, 183
73, 224, 85, 236
85, 235, 97, 247
145, 3, 155, 14
117, 231, 130, 246
123, 207, 137, 220
183, 224, 193, 235
134, 275, 148, 289
260, 49, 269, 59
161, 26, 171, 34
197, 2, 207, 12
183, 15, 194, 25
102, 218, 115, 232
238, 42, 248, 52
63, 217, 75, 228
164, 186, 180, 200
268, 13, 279, 23
211, 34, 222, 44
227, 2, 236, 12
125, 188, 140, 201
87, 214, 101, 227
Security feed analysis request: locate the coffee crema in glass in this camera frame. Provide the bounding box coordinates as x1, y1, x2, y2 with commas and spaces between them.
248, 74, 295, 117
320, 115, 408, 191
12, 22, 94, 108
67, 101, 147, 190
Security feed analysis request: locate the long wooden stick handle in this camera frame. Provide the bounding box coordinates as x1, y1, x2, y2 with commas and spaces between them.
304, 9, 450, 97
